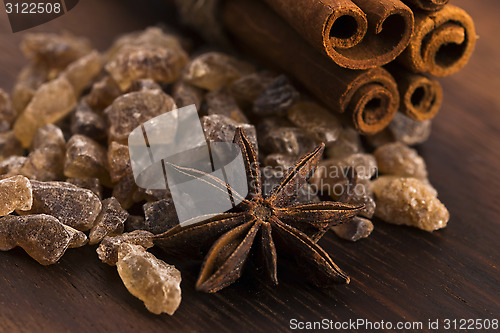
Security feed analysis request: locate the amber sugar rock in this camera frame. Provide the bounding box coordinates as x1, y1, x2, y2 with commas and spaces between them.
89, 197, 129, 245
20, 180, 102, 231
97, 230, 154, 266
0, 175, 33, 216
0, 214, 87, 265
116, 243, 182, 315
13, 76, 77, 148
373, 176, 449, 232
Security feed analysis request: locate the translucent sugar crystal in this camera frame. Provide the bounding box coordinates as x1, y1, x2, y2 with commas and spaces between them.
374, 142, 427, 179
86, 76, 122, 112
112, 173, 141, 210
326, 127, 362, 159
352, 193, 376, 219
0, 176, 32, 216
13, 76, 77, 148
365, 129, 393, 148
0, 156, 27, 180
106, 27, 186, 61
0, 214, 87, 265
97, 230, 154, 266
261, 168, 319, 204
0, 88, 17, 130
253, 75, 299, 116
62, 50, 103, 97
105, 28, 188, 91
32, 123, 65, 150
230, 71, 276, 108
21, 32, 92, 73
142, 188, 172, 202
182, 52, 255, 91
205, 87, 249, 123
201, 114, 258, 154
89, 197, 128, 245
142, 198, 180, 235
64, 134, 110, 185
106, 45, 188, 91
11, 65, 49, 114
124, 215, 146, 232
172, 81, 204, 109
373, 176, 449, 232
20, 124, 66, 181
287, 101, 342, 144
257, 117, 315, 156
311, 154, 377, 218
22, 180, 102, 231
263, 153, 297, 170
323, 178, 376, 219
0, 131, 24, 161
67, 177, 102, 199
65, 224, 89, 248
116, 243, 182, 315
70, 102, 107, 141
389, 112, 432, 146
128, 79, 162, 93
331, 216, 374, 242
107, 142, 132, 183
316, 154, 378, 183
105, 90, 176, 144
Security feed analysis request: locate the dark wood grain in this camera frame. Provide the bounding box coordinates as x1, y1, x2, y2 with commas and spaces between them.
1, 0, 499, 332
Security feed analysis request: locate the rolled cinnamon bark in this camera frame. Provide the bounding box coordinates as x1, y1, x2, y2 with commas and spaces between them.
222, 0, 399, 135
262, 0, 414, 70
398, 5, 477, 77
386, 64, 443, 121
402, 0, 449, 12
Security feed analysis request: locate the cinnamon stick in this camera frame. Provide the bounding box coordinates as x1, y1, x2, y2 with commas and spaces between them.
262, 0, 414, 70
222, 0, 399, 135
398, 5, 477, 77
386, 64, 443, 121
402, 0, 449, 12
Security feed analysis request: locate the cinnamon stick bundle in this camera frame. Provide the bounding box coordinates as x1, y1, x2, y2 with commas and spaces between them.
222, 0, 399, 135
386, 64, 443, 121
402, 0, 449, 12
262, 0, 414, 70
398, 5, 477, 77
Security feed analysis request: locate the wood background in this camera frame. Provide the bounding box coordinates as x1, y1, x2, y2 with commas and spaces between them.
0, 0, 499, 331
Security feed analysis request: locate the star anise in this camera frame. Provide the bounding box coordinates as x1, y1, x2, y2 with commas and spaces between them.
154, 128, 363, 293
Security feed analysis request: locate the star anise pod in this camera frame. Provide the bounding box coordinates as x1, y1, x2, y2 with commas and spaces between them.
154, 128, 363, 293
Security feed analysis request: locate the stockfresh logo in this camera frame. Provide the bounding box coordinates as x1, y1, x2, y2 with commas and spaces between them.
4, 0, 79, 32
128, 104, 249, 227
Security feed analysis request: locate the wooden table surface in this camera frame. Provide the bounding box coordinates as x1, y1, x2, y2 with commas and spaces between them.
0, 0, 499, 332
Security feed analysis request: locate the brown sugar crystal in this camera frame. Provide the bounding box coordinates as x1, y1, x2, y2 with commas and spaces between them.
116, 243, 182, 315
104, 89, 177, 144
97, 230, 154, 266
89, 197, 128, 245
64, 134, 110, 185
373, 176, 449, 232
0, 175, 32, 216
331, 216, 374, 242
21, 180, 102, 231
13, 75, 77, 148
374, 142, 428, 179
182, 52, 255, 91
20, 124, 66, 181
106, 141, 132, 183
287, 101, 342, 145
0, 214, 87, 265
21, 32, 92, 73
